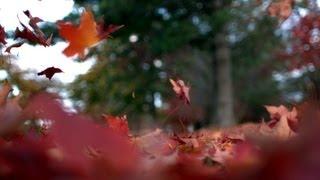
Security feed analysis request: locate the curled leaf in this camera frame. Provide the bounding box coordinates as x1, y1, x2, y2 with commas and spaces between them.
5, 41, 24, 53
15, 10, 52, 46
170, 78, 191, 104
264, 105, 298, 139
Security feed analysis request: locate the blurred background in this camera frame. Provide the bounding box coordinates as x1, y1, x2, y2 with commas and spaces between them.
0, 0, 319, 131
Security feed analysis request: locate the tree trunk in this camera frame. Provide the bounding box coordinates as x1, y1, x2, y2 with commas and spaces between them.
214, 32, 235, 127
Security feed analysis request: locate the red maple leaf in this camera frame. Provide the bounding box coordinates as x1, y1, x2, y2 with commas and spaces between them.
37, 67, 63, 80
103, 114, 130, 136
0, 25, 7, 45
57, 9, 123, 59
170, 78, 191, 104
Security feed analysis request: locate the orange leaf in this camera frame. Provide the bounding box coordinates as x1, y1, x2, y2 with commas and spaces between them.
103, 114, 130, 136
58, 10, 122, 59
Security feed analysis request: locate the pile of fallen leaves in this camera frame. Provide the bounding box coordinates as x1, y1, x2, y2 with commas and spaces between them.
1, 80, 320, 179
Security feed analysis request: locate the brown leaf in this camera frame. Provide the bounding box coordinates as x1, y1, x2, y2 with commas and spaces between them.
14, 10, 51, 47
0, 25, 7, 45
37, 67, 63, 80
5, 41, 24, 53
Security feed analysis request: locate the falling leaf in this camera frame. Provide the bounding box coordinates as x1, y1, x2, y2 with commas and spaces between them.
37, 67, 63, 80
57, 9, 123, 59
170, 78, 191, 104
5, 41, 24, 53
0, 25, 7, 45
15, 26, 39, 43
97, 23, 124, 40
14, 10, 52, 46
23, 10, 46, 39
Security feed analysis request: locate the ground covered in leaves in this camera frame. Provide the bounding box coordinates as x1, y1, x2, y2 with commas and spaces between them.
1, 81, 320, 180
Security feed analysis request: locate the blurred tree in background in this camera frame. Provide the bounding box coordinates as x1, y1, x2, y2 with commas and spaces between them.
0, 56, 63, 105
67, 0, 284, 129
2, 0, 315, 130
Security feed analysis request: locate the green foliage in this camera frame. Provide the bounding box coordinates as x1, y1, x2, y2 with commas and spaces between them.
231, 17, 283, 122
69, 0, 284, 125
